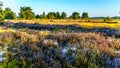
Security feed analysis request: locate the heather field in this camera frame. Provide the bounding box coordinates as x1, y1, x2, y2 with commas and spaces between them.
0, 20, 120, 68
4, 19, 120, 29
0, 0, 120, 68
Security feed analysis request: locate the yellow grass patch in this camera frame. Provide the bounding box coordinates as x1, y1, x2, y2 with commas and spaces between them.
2, 19, 120, 29
0, 27, 16, 33
78, 23, 120, 29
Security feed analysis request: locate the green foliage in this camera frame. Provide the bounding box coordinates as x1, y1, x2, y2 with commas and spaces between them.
0, 60, 21, 68
82, 12, 89, 19
70, 12, 80, 19
47, 11, 65, 19
47, 12, 56, 19
0, 8, 5, 20
8, 60, 21, 68
61, 12, 67, 19
53, 27, 61, 32
56, 12, 60, 19
4, 7, 16, 19
39, 12, 47, 19
104, 16, 112, 22
19, 6, 35, 19
36, 14, 40, 19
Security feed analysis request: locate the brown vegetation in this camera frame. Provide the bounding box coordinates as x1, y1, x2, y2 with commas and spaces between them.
0, 28, 120, 67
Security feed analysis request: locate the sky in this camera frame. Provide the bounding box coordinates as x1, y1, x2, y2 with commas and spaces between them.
0, 0, 120, 17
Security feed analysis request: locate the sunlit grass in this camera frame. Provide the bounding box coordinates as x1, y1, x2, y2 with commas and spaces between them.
0, 27, 16, 33
79, 23, 120, 29
0, 19, 120, 67
3, 19, 120, 29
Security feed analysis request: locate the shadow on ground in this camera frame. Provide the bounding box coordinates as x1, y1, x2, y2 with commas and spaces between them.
0, 22, 120, 37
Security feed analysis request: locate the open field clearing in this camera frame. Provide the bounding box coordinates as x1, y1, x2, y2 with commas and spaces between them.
3, 19, 120, 29
0, 0, 120, 67
0, 25, 120, 67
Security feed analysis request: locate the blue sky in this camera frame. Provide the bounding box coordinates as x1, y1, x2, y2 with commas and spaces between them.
0, 0, 120, 17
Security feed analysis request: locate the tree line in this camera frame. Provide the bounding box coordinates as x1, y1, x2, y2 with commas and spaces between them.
0, 6, 89, 20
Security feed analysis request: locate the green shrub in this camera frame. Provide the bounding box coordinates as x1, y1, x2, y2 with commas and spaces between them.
104, 16, 112, 22
0, 60, 21, 68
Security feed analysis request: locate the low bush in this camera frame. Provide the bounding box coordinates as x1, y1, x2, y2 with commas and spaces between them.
0, 29, 120, 68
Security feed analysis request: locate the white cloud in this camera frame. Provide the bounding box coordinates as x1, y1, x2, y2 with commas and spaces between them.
0, 0, 19, 15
